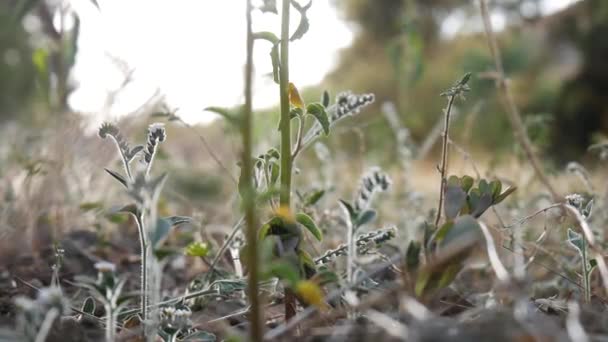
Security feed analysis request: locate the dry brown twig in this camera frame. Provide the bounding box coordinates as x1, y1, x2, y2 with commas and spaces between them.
478, 0, 560, 202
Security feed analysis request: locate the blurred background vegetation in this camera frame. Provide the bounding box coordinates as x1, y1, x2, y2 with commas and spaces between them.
1, 0, 608, 178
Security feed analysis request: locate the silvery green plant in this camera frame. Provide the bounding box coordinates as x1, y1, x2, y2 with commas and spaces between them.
100, 122, 183, 339
338, 167, 392, 283
75, 261, 128, 342
565, 193, 596, 303
14, 286, 70, 342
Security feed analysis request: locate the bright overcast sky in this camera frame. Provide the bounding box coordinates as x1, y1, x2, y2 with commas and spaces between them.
67, 0, 580, 125
68, 0, 353, 124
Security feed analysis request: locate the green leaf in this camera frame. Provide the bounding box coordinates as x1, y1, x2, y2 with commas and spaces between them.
321, 90, 330, 108
252, 31, 279, 45
304, 189, 325, 206
290, 107, 304, 119
478, 179, 490, 195
295, 213, 322, 241
109, 203, 140, 218
567, 228, 584, 254
79, 202, 104, 212
405, 240, 421, 271
444, 184, 466, 220
265, 148, 280, 160
338, 199, 356, 221
290, 0, 312, 41
185, 242, 210, 258
306, 103, 330, 135
270, 161, 280, 185
298, 249, 317, 278
104, 168, 128, 188
267, 261, 300, 287
81, 297, 96, 315
356, 209, 377, 227
164, 216, 193, 226
471, 193, 493, 218
150, 218, 172, 249
490, 180, 502, 200
439, 215, 481, 248
270, 44, 280, 84
460, 175, 474, 193
494, 186, 517, 204
447, 175, 460, 187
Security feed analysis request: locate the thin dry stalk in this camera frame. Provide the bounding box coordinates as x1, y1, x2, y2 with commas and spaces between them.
478, 0, 560, 201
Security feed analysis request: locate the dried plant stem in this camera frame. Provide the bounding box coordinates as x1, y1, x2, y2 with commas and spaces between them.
243, 1, 263, 340
134, 216, 148, 322
434, 95, 456, 227
278, 0, 297, 323
478, 0, 560, 201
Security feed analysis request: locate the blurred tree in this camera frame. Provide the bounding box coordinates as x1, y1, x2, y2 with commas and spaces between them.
0, 0, 83, 123
0, 1, 38, 122
547, 0, 608, 162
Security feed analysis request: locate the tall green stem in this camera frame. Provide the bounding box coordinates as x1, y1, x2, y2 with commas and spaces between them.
279, 0, 292, 208
244, 0, 262, 340
278, 0, 297, 322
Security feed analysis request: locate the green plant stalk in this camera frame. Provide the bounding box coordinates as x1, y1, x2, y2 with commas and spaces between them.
244, 0, 263, 341
278, 0, 298, 322
279, 0, 292, 207
581, 237, 591, 303
434, 95, 456, 227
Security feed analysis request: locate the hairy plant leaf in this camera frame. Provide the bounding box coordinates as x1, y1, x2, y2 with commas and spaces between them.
306, 103, 330, 135
295, 213, 322, 241
81, 297, 96, 315
109, 203, 139, 218
289, 0, 312, 41
104, 168, 128, 188
164, 216, 193, 226
338, 199, 356, 221
290, 107, 304, 119
567, 228, 584, 254
356, 209, 377, 227
150, 218, 172, 249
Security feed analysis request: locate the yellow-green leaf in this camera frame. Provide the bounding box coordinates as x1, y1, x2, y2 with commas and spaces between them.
288, 82, 305, 109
